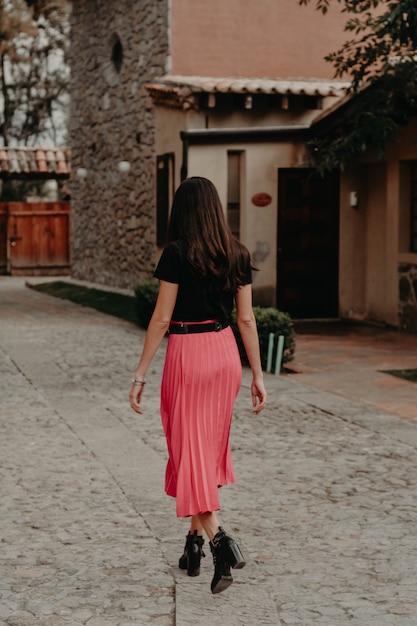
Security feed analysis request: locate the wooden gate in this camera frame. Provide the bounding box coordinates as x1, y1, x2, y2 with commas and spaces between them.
0, 202, 70, 275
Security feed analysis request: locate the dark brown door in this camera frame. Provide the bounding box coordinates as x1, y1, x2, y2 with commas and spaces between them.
277, 168, 339, 318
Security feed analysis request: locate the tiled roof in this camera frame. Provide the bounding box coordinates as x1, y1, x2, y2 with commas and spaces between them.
147, 75, 350, 108
160, 75, 349, 96
0, 147, 71, 179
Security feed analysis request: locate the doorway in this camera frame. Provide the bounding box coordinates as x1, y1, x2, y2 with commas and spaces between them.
277, 168, 339, 318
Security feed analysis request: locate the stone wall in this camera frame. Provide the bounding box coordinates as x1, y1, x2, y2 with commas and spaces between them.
399, 263, 417, 333
69, 0, 169, 289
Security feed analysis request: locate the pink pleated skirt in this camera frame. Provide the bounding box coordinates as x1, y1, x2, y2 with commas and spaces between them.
160, 324, 242, 517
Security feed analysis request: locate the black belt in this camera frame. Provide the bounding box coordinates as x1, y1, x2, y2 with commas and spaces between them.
169, 321, 229, 334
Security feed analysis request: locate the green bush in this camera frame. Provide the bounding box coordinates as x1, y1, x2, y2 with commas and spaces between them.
231, 306, 295, 371
134, 280, 160, 328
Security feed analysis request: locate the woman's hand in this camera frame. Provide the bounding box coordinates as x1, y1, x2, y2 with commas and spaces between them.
251, 376, 267, 414
129, 382, 145, 414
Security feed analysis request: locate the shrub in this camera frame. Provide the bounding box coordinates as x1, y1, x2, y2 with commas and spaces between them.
230, 306, 295, 371
134, 280, 159, 328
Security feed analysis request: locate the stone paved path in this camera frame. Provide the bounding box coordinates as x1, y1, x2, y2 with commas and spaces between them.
1, 277, 417, 625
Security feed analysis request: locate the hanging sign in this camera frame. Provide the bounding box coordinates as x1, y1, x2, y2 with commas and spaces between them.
251, 192, 272, 207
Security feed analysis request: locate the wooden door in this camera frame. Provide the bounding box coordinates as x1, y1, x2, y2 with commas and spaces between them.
1, 202, 70, 275
277, 169, 339, 318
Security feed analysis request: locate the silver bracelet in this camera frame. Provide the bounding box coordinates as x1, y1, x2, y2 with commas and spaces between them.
131, 378, 146, 386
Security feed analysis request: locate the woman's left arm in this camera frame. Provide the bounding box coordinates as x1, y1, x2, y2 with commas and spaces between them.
235, 283, 267, 414
129, 280, 178, 414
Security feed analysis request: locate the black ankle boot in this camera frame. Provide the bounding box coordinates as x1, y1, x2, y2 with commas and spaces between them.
178, 530, 205, 577
209, 527, 246, 594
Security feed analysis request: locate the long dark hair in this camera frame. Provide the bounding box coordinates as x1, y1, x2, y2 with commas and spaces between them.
167, 176, 253, 293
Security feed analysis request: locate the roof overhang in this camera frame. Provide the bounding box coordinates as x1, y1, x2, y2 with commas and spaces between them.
146, 75, 350, 110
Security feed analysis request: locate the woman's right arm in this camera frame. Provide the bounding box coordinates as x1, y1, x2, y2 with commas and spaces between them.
235, 284, 267, 413
129, 279, 178, 414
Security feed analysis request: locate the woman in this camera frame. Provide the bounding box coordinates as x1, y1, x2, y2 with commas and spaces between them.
129, 176, 266, 594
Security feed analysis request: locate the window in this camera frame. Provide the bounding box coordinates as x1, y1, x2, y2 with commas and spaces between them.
411, 162, 417, 253
156, 154, 175, 247
227, 151, 241, 239
111, 35, 123, 73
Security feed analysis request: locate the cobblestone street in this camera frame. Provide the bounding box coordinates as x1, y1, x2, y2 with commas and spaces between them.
1, 277, 417, 625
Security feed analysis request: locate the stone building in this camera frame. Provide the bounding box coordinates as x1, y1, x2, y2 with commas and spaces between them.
70, 0, 170, 287
69, 0, 417, 331
69, 0, 347, 297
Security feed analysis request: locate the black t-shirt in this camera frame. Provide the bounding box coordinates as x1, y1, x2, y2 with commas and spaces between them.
154, 239, 252, 322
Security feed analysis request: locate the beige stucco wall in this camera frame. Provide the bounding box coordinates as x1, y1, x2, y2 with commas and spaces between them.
339, 166, 368, 320
340, 163, 399, 325
199, 97, 342, 130
367, 164, 389, 321
384, 161, 401, 326
153, 100, 319, 305
386, 121, 417, 265
154, 107, 187, 191
340, 119, 417, 328
187, 141, 309, 306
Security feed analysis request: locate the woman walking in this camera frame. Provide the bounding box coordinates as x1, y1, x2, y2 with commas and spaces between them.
129, 176, 266, 594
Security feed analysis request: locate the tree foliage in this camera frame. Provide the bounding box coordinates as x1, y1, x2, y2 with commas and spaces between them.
299, 0, 417, 172
0, 0, 70, 146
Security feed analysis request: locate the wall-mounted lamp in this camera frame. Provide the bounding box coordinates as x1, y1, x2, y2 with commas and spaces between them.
244, 95, 253, 110
76, 167, 88, 179
281, 95, 289, 110
118, 160, 131, 173
349, 191, 359, 208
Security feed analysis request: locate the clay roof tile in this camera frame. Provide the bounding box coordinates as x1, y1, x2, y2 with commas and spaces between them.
0, 147, 71, 178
